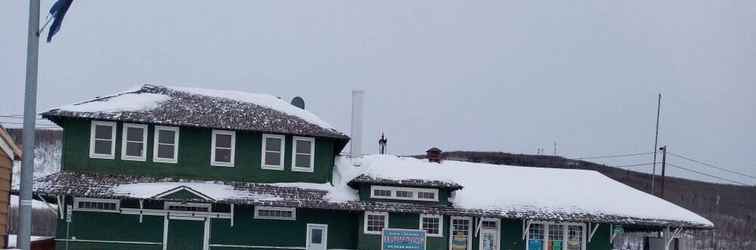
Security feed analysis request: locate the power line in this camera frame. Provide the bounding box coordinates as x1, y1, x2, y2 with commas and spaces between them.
667, 163, 749, 186
668, 152, 756, 180
613, 162, 656, 169
572, 152, 653, 160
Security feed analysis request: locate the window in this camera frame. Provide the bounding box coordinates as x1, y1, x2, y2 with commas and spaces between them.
153, 126, 179, 163
211, 130, 235, 167
364, 211, 388, 234
121, 123, 147, 161
254, 206, 296, 220
449, 217, 472, 250
420, 214, 443, 237
526, 222, 586, 250
89, 121, 116, 159
369, 186, 439, 202
73, 198, 120, 212
291, 136, 315, 172
261, 134, 285, 170
165, 202, 210, 212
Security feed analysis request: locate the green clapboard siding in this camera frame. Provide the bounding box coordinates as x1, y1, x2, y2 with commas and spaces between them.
56, 211, 164, 250
357, 212, 448, 250
167, 220, 205, 250
501, 219, 526, 250
587, 224, 611, 250
210, 206, 358, 250
60, 118, 337, 183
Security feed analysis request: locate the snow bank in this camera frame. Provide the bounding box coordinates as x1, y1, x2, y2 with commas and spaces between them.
334, 155, 714, 227
170, 86, 335, 130
57, 92, 170, 113
10, 195, 56, 209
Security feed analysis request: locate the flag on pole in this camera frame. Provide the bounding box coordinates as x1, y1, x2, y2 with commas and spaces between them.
46, 0, 74, 42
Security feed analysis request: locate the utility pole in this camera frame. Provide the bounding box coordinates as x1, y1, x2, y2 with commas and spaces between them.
651, 93, 662, 194
659, 145, 667, 198
20, 1, 41, 249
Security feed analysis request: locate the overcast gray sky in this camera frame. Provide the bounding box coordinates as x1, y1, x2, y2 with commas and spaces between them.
1, 1, 754, 185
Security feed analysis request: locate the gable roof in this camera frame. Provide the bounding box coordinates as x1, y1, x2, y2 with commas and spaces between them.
0, 125, 21, 160
41, 84, 350, 143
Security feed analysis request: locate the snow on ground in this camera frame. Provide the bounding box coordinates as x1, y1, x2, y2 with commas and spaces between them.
113, 182, 282, 201
170, 86, 335, 130
56, 92, 170, 113
9, 195, 56, 209
332, 155, 714, 226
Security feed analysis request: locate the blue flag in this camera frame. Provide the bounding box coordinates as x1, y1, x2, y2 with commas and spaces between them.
47, 0, 74, 42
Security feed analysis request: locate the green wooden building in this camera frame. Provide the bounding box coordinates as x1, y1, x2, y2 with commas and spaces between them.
34, 84, 712, 250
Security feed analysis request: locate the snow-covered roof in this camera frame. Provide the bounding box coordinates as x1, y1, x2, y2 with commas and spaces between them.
337, 155, 714, 228
34, 155, 713, 229
41, 84, 348, 140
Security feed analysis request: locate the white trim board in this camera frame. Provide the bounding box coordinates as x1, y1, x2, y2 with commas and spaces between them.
153, 125, 179, 163
369, 185, 439, 202
55, 239, 162, 245
291, 136, 315, 172
261, 134, 285, 170
363, 211, 389, 235
89, 120, 116, 159
121, 123, 148, 161
211, 130, 236, 167
208, 244, 306, 249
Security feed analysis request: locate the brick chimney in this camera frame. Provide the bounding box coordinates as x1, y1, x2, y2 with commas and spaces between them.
426, 147, 442, 163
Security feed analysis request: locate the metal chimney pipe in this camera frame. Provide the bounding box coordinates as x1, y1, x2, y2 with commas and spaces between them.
350, 90, 364, 157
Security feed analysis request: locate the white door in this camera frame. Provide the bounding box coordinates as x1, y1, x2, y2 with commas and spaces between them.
306, 224, 328, 250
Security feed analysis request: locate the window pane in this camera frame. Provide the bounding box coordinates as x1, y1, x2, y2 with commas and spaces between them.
126, 142, 143, 156
157, 145, 175, 159
422, 217, 440, 235
418, 192, 435, 199
373, 189, 391, 197
311, 229, 322, 244
94, 140, 112, 154
396, 190, 413, 198
126, 127, 144, 141
451, 218, 471, 250
215, 148, 231, 162
158, 130, 175, 144
296, 140, 311, 154
265, 137, 281, 151
215, 134, 232, 148
295, 154, 311, 168
367, 214, 386, 232
265, 152, 281, 166
95, 125, 112, 139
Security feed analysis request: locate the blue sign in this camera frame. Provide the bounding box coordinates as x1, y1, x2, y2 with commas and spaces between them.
382, 228, 426, 250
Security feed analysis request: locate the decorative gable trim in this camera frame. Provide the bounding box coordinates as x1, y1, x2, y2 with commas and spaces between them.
152, 185, 216, 202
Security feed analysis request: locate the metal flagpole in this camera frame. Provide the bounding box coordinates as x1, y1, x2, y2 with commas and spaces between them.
20, 0, 41, 249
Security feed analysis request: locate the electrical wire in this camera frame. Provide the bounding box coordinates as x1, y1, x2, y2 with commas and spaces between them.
612, 162, 656, 169
668, 152, 756, 180
666, 163, 749, 186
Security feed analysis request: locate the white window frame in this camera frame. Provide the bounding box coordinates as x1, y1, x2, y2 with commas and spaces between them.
164, 202, 211, 212
153, 126, 179, 163
420, 214, 444, 237
449, 216, 473, 250
253, 206, 296, 220
73, 197, 120, 213
261, 134, 285, 170
363, 211, 389, 235
479, 218, 501, 250
89, 120, 116, 159
291, 136, 315, 173
525, 221, 587, 250
120, 123, 148, 161
211, 130, 236, 167
369, 185, 439, 202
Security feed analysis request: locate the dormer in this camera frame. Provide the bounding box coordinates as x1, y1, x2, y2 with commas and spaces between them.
347, 174, 463, 205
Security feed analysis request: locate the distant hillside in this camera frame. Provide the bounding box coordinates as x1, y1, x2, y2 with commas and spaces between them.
421, 151, 756, 249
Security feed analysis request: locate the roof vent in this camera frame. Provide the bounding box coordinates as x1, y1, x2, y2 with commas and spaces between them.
291, 96, 305, 109
426, 147, 442, 163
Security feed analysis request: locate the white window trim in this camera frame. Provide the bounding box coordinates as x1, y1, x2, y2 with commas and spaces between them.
211, 130, 235, 167
153, 126, 179, 164
479, 218, 501, 250
253, 206, 296, 220
419, 214, 444, 237
525, 221, 587, 250
73, 197, 120, 213
120, 123, 148, 161
363, 211, 389, 235
369, 185, 439, 202
164, 202, 211, 211
89, 120, 116, 159
449, 216, 473, 250
261, 134, 285, 170
291, 136, 315, 173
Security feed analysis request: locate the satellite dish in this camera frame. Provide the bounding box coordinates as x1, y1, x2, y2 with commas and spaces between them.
291, 96, 305, 109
